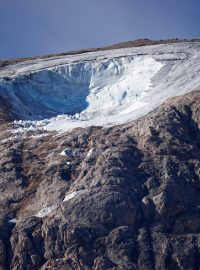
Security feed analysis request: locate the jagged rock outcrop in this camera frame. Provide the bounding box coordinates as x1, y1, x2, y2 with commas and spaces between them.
0, 91, 200, 269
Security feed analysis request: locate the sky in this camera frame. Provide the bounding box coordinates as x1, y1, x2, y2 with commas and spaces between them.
0, 0, 200, 59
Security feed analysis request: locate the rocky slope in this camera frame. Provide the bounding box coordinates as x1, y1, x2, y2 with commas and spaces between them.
0, 89, 200, 270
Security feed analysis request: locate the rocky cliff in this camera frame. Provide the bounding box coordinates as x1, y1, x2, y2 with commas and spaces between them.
0, 90, 200, 270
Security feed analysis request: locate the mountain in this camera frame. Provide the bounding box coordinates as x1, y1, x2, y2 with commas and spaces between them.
0, 39, 200, 270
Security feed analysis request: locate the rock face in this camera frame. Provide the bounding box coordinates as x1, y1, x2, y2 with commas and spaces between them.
0, 90, 199, 269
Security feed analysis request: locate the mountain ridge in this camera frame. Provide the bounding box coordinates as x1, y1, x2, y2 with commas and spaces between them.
0, 40, 200, 270
1, 38, 200, 68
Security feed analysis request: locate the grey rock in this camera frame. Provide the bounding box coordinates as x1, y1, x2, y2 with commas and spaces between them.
0, 91, 200, 269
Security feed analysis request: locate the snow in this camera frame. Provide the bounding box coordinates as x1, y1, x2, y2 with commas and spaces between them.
60, 150, 72, 164
9, 218, 17, 223
1, 135, 20, 144
35, 204, 57, 218
63, 190, 85, 202
60, 150, 67, 156
87, 148, 96, 158
29, 133, 49, 139
142, 197, 149, 205
1, 42, 200, 133
119, 101, 147, 115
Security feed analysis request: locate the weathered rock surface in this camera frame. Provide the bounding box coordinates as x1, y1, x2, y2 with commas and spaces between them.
0, 91, 200, 269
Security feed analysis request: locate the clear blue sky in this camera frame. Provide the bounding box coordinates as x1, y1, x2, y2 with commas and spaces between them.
0, 0, 200, 59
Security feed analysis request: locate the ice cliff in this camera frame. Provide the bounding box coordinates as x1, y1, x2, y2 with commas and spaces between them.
0, 42, 200, 132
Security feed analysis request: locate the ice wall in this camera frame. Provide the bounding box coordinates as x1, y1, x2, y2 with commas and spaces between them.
0, 42, 200, 132
0, 56, 162, 120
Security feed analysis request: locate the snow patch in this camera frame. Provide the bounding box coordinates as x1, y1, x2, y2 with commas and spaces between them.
63, 190, 85, 202
60, 150, 67, 156
87, 148, 96, 158
29, 133, 49, 139
1, 135, 21, 144
35, 204, 57, 218
9, 218, 17, 223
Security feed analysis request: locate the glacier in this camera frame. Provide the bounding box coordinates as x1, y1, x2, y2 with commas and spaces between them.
0, 42, 200, 132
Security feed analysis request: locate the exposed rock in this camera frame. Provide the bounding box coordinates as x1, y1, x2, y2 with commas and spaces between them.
0, 91, 200, 269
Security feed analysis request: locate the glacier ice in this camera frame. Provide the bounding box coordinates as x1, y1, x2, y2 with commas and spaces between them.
0, 42, 200, 132
0, 57, 162, 119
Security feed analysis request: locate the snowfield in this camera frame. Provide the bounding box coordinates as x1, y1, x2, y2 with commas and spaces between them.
0, 42, 200, 132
